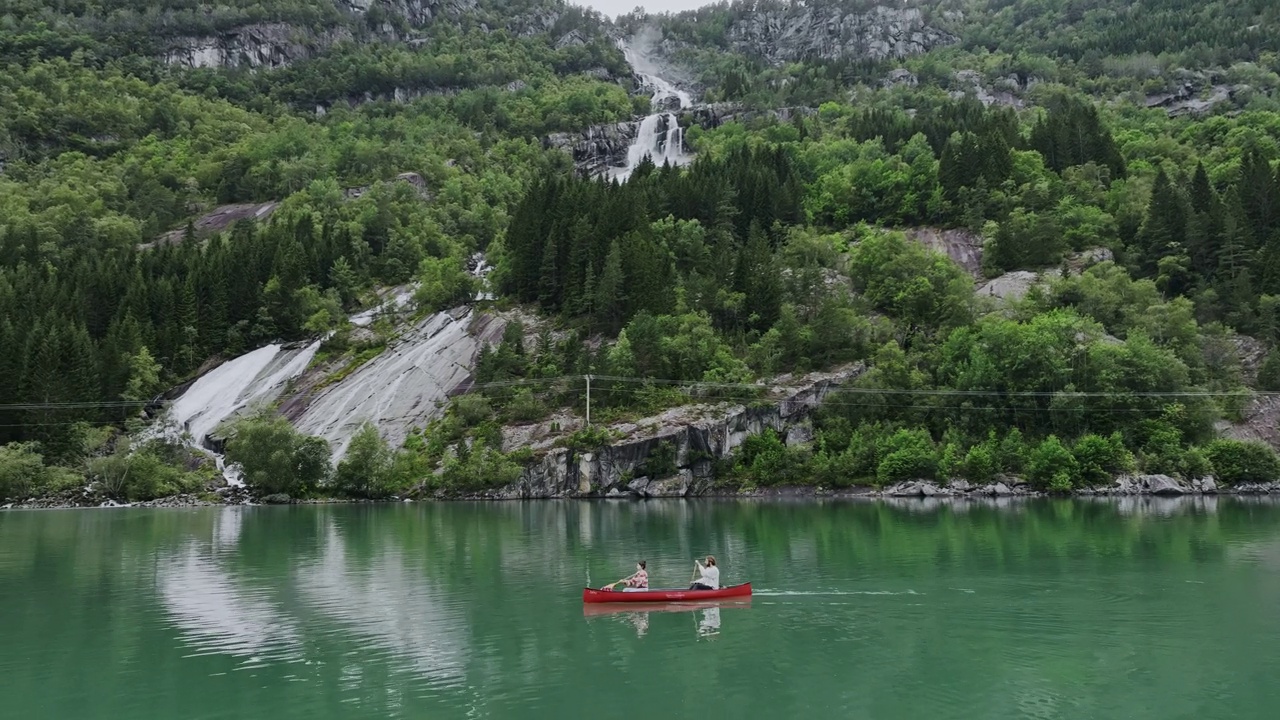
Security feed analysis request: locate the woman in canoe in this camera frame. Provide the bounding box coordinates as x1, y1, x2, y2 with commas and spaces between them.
689, 555, 719, 590
605, 560, 648, 592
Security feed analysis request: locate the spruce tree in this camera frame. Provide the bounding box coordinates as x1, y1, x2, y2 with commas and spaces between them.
595, 239, 625, 333
1135, 168, 1187, 275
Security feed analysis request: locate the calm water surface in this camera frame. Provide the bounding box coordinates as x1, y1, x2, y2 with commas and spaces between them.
3, 497, 1280, 719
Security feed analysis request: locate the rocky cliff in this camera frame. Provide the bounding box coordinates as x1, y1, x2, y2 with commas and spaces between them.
543, 121, 641, 177
660, 3, 955, 66
479, 366, 862, 499
161, 0, 601, 70
164, 22, 355, 70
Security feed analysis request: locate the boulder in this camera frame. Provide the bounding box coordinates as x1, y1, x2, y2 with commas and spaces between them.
260, 493, 293, 504
1143, 474, 1188, 496
785, 423, 814, 447
887, 481, 922, 497
919, 481, 952, 497
647, 470, 693, 497
1191, 476, 1218, 493
1112, 474, 1189, 495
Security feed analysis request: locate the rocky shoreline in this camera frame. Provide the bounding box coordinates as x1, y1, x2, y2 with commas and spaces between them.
5, 473, 1279, 511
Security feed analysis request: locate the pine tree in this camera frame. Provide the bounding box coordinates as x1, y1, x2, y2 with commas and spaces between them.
538, 234, 560, 311
1218, 187, 1256, 281
1239, 149, 1279, 235
1135, 168, 1187, 275
735, 222, 781, 332
595, 239, 625, 332
1190, 162, 1215, 214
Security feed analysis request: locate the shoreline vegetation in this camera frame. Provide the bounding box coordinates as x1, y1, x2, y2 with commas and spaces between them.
6, 473, 1280, 511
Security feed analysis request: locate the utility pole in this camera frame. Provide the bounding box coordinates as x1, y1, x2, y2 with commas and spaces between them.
585, 374, 592, 427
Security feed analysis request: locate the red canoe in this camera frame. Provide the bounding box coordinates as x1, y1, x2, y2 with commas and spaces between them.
583, 599, 752, 617
582, 582, 752, 604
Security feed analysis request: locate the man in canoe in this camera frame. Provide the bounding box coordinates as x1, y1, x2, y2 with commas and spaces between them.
603, 560, 648, 592
689, 555, 719, 591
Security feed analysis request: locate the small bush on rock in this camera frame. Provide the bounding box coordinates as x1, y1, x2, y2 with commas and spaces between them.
1205, 440, 1280, 485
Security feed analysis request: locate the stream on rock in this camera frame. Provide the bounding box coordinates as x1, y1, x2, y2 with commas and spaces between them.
611, 41, 693, 181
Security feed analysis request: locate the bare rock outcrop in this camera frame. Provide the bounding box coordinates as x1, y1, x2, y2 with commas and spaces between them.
713, 4, 956, 65
494, 366, 864, 498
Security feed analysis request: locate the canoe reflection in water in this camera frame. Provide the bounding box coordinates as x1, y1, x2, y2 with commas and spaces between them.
582, 600, 750, 639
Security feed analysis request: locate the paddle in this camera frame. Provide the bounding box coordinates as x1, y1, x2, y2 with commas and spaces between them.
602, 574, 631, 591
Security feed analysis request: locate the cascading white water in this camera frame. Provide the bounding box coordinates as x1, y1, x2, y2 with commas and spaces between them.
146, 339, 323, 486
612, 43, 694, 181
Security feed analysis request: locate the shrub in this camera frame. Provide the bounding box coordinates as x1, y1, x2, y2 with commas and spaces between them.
1258, 348, 1280, 391
998, 428, 1026, 473
737, 430, 804, 486
0, 442, 51, 500
438, 439, 523, 490
87, 448, 202, 501
641, 440, 679, 479
1180, 446, 1214, 479
961, 443, 998, 484
454, 394, 495, 427
333, 423, 402, 499
1027, 436, 1079, 490
938, 442, 963, 481
505, 388, 545, 422
1072, 432, 1135, 486
876, 428, 936, 484
226, 415, 331, 496
1205, 439, 1280, 485
556, 425, 619, 451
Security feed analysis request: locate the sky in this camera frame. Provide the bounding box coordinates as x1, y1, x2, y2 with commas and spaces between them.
570, 0, 720, 18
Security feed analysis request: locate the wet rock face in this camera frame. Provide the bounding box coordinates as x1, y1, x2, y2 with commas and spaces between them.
161, 0, 558, 70
545, 106, 813, 176
543, 122, 641, 177
718, 5, 956, 65
164, 23, 355, 70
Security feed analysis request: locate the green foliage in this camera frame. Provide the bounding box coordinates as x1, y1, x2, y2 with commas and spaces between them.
556, 425, 619, 451
1028, 436, 1079, 491
415, 255, 478, 313
454, 394, 496, 427
7, 0, 1280, 503
875, 429, 937, 484
505, 388, 546, 422
847, 230, 973, 338
641, 441, 679, 480
1258, 349, 1280, 391
733, 430, 806, 487
332, 423, 405, 499
225, 415, 331, 496
1072, 433, 1136, 487
438, 439, 524, 491
1205, 439, 1280, 485
86, 443, 205, 501
0, 443, 52, 501
961, 442, 999, 484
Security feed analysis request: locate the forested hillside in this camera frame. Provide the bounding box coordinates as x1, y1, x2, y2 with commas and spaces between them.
6, 0, 1280, 504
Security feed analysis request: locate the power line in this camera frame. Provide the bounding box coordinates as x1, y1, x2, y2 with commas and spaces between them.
462, 374, 1268, 399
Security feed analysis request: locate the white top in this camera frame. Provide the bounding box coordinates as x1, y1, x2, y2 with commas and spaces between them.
696, 565, 720, 589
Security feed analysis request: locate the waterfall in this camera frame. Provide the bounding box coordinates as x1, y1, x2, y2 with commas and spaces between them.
612, 42, 693, 181
146, 339, 324, 486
